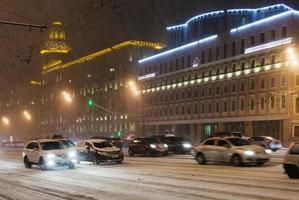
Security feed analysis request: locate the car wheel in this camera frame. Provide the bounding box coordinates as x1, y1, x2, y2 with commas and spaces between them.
24, 156, 32, 169
286, 165, 299, 179
39, 157, 48, 171
231, 154, 243, 167
92, 154, 99, 165
196, 153, 206, 165
128, 149, 134, 157
68, 163, 75, 169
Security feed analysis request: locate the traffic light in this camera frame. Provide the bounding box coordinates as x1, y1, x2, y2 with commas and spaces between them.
87, 98, 94, 108
116, 130, 123, 137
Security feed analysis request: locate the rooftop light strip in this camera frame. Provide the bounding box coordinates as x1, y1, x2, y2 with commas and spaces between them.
166, 11, 225, 30
230, 10, 294, 33
138, 73, 156, 80
138, 35, 218, 64
245, 37, 292, 54
227, 4, 292, 13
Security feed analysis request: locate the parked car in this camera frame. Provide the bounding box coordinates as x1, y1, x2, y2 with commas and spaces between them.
193, 137, 270, 166
76, 139, 123, 164
248, 136, 282, 152
151, 135, 192, 154
200, 131, 244, 142
23, 139, 77, 170
91, 136, 123, 149
283, 142, 299, 178
128, 137, 168, 156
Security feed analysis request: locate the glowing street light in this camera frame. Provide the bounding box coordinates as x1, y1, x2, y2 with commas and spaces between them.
62, 91, 72, 103
23, 110, 32, 121
286, 47, 298, 67
2, 117, 10, 126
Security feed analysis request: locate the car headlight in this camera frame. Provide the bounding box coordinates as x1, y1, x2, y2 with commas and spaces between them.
150, 144, 156, 149
183, 143, 192, 148
265, 149, 272, 154
68, 151, 76, 158
244, 150, 255, 156
46, 153, 55, 159
164, 144, 168, 148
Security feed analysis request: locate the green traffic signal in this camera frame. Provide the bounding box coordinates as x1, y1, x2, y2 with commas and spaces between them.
87, 98, 94, 107
116, 130, 123, 137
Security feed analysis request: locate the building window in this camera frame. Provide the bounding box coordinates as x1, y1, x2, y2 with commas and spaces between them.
216, 46, 220, 60
240, 99, 244, 111
282, 76, 286, 86
271, 77, 275, 87
232, 83, 236, 92
232, 41, 236, 56
241, 82, 245, 91
270, 96, 275, 109
216, 103, 219, 112
194, 104, 198, 114
209, 88, 212, 96
223, 44, 228, 58
181, 106, 185, 115
175, 58, 179, 70
224, 102, 228, 112
241, 38, 245, 54
232, 101, 236, 111
201, 103, 205, 114
187, 55, 191, 67
164, 62, 168, 73
261, 79, 265, 88
216, 87, 220, 95
261, 97, 265, 109
208, 48, 212, 62
296, 98, 299, 113
250, 35, 255, 46
201, 51, 205, 64
251, 59, 255, 68
241, 62, 245, 70
224, 85, 228, 93
170, 60, 173, 72
271, 30, 276, 40
250, 80, 255, 90
250, 98, 255, 110
282, 26, 287, 38
271, 55, 276, 64
208, 103, 212, 113
261, 57, 265, 66
181, 57, 185, 68
188, 105, 191, 115
260, 32, 265, 43
281, 95, 286, 108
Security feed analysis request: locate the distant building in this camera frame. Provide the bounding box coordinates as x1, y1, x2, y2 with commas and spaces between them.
137, 4, 299, 144
40, 22, 165, 139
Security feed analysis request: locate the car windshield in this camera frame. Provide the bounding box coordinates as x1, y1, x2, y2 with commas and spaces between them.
93, 141, 113, 148
227, 138, 250, 146
60, 140, 75, 148
41, 141, 65, 150
146, 138, 159, 144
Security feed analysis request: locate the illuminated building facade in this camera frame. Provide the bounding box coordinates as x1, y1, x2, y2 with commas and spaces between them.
138, 4, 299, 144
40, 23, 163, 139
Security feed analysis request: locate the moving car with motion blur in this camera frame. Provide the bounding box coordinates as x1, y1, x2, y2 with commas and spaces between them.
193, 137, 270, 166
91, 136, 123, 149
76, 139, 123, 164
248, 136, 282, 152
283, 142, 299, 178
128, 137, 168, 156
23, 139, 77, 170
151, 135, 192, 154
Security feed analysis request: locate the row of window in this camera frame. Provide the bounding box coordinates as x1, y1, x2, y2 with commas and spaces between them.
144, 75, 287, 105
144, 95, 286, 118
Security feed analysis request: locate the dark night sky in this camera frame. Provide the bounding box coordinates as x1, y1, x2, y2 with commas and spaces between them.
0, 0, 299, 91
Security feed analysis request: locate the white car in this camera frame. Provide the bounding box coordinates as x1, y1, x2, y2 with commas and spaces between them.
76, 139, 124, 164
23, 139, 77, 170
283, 142, 299, 178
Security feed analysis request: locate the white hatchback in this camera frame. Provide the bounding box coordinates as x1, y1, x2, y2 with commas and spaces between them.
23, 139, 77, 170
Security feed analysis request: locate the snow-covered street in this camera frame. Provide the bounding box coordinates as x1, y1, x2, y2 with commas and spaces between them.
0, 150, 298, 200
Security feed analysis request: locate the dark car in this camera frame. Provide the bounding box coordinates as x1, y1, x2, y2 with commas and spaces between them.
128, 138, 168, 156
91, 136, 123, 149
248, 136, 282, 152
151, 136, 192, 154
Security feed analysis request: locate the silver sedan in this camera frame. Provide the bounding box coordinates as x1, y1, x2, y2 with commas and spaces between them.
192, 137, 270, 166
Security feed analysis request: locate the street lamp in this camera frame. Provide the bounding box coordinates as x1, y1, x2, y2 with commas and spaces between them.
2, 116, 10, 126
286, 47, 298, 66
62, 90, 73, 103
23, 110, 32, 121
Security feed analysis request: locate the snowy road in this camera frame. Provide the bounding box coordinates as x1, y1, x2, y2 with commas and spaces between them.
0, 151, 298, 200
